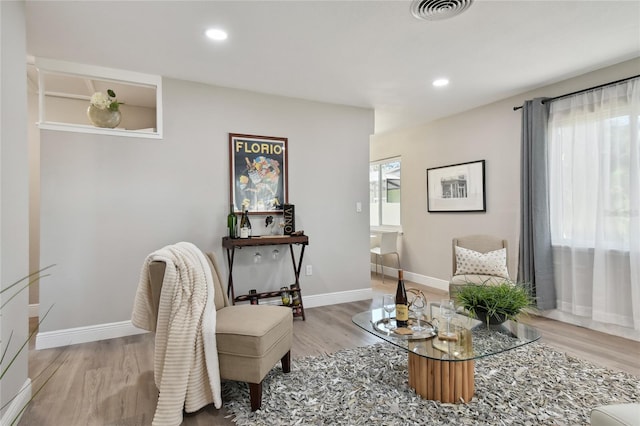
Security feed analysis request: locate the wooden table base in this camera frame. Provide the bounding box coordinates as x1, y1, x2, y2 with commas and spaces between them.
408, 353, 474, 403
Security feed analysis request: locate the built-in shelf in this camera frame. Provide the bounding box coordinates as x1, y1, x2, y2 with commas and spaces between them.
34, 58, 163, 139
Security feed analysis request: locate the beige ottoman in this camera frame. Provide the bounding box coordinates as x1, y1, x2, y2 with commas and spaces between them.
216, 304, 293, 410
591, 403, 640, 426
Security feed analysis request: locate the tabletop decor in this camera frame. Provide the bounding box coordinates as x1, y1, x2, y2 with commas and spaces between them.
87, 89, 122, 128
455, 280, 535, 326
229, 133, 288, 214
426, 159, 485, 212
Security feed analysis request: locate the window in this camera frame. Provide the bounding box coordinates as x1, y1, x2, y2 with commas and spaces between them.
548, 80, 638, 251
370, 157, 401, 227
546, 79, 639, 330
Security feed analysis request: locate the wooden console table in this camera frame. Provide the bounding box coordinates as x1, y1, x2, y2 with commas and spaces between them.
221, 235, 309, 320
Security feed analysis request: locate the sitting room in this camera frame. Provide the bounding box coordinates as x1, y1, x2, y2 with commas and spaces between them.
1, 1, 639, 425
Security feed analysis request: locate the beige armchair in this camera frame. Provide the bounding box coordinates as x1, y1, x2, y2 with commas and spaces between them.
449, 235, 510, 296
147, 252, 292, 412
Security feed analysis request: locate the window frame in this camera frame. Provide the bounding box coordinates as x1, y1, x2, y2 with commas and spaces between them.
548, 97, 636, 252
370, 156, 402, 231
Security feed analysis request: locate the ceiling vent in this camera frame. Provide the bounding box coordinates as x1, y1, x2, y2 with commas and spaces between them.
410, 0, 474, 21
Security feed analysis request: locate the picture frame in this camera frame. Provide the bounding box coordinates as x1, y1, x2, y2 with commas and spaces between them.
229, 133, 288, 214
426, 160, 486, 213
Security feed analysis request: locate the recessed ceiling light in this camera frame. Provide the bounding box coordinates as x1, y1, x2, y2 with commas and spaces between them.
433, 78, 449, 87
205, 28, 228, 41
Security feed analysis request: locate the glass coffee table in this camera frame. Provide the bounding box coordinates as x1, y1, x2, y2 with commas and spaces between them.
352, 306, 540, 403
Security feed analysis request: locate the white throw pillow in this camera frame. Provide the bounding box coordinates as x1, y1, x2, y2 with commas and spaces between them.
454, 246, 509, 279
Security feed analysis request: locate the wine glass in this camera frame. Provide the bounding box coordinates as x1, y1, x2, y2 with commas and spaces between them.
410, 295, 427, 331
440, 299, 456, 338
382, 294, 396, 330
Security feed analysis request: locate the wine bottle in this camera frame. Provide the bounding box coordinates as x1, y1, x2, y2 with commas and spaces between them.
244, 210, 252, 236
395, 269, 408, 328
227, 204, 237, 238
239, 211, 249, 238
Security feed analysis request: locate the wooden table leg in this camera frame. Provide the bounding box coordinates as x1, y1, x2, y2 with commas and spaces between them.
408, 353, 474, 403
225, 247, 236, 302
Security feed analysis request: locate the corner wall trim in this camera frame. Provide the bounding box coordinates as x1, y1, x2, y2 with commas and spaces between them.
1, 379, 31, 426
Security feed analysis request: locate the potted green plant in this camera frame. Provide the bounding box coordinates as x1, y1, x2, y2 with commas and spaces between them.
454, 281, 535, 326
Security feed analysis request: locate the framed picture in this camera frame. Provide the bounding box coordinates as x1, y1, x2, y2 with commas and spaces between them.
426, 160, 486, 213
229, 133, 288, 214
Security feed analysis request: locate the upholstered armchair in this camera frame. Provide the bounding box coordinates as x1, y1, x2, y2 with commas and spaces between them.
449, 234, 511, 297
146, 251, 293, 412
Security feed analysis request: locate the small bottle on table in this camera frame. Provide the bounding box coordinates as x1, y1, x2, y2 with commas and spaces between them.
395, 270, 409, 328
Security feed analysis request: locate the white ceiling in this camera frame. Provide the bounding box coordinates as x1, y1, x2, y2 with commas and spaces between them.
25, 0, 640, 133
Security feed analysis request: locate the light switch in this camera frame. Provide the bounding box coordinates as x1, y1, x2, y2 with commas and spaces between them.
356, 202, 362, 213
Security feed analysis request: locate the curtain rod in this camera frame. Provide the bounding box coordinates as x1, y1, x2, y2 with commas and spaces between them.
512, 74, 640, 111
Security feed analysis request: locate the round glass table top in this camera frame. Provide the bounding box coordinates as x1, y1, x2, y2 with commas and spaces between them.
352, 307, 540, 362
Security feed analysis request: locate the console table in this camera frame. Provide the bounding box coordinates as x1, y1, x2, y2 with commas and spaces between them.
221, 235, 309, 320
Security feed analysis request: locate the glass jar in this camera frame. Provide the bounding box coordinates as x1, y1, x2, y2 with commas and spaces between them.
280, 287, 290, 306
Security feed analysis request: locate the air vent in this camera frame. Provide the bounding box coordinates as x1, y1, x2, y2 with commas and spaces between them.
410, 0, 474, 21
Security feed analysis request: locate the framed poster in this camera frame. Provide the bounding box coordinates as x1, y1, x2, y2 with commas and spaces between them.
426, 160, 486, 213
229, 133, 288, 214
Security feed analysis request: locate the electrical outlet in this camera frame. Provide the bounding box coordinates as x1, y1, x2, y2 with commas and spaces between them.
306, 265, 313, 276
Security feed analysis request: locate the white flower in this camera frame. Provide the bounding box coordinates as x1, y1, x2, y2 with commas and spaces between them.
90, 92, 111, 110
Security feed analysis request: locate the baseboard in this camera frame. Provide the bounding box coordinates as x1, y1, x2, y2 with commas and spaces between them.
370, 264, 449, 292
302, 287, 373, 308
1, 379, 31, 426
35, 320, 148, 350
34, 272, 445, 350
33, 289, 374, 350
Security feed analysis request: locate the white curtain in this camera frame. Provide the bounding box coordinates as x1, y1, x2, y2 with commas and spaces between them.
548, 77, 639, 331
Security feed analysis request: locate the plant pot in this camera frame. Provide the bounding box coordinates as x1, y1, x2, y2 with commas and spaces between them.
87, 105, 121, 128
473, 307, 508, 325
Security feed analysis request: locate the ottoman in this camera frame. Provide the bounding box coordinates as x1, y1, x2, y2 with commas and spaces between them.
216, 304, 293, 410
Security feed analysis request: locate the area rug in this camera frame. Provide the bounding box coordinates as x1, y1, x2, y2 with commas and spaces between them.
222, 343, 639, 425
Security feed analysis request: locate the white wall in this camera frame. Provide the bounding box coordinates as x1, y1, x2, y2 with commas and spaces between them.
1, 0, 31, 420
38, 77, 374, 338
27, 92, 157, 309
371, 96, 521, 281
371, 57, 640, 340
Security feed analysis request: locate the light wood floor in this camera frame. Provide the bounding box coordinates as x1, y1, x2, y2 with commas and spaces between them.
20, 273, 640, 425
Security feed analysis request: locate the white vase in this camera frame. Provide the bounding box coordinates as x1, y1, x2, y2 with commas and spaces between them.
87, 105, 121, 128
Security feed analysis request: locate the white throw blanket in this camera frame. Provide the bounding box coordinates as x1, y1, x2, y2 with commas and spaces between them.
132, 242, 221, 426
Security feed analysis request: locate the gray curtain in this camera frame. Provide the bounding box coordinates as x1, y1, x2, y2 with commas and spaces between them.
518, 98, 556, 310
